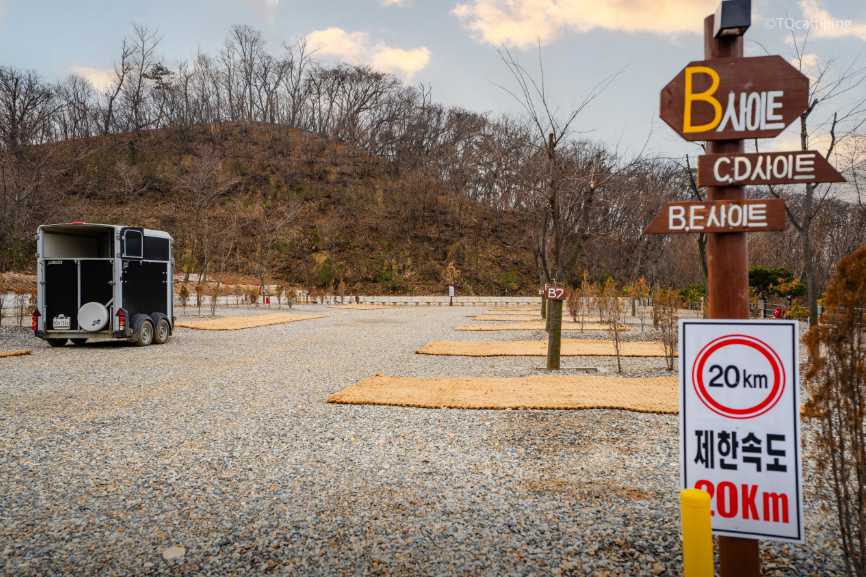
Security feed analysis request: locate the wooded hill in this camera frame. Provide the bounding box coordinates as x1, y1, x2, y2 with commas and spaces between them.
1, 24, 863, 300
7, 123, 537, 294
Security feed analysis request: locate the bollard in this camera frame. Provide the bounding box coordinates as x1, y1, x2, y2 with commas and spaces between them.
680, 489, 713, 577
546, 298, 563, 370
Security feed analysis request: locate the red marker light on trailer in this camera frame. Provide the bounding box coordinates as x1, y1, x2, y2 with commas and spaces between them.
116, 308, 126, 332
70, 220, 86, 225
31, 309, 40, 333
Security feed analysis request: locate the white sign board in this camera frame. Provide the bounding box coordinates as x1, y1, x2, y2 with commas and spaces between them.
679, 320, 803, 542
448, 285, 455, 298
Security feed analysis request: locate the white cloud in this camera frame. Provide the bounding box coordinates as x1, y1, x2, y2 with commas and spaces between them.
381, 0, 409, 5
370, 46, 431, 78
70, 66, 116, 92
452, 0, 718, 47
799, 0, 866, 41
306, 27, 368, 62
306, 27, 431, 79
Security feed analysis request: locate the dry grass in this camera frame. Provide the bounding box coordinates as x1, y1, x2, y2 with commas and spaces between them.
471, 314, 542, 321
327, 304, 389, 310
327, 374, 678, 413
0, 349, 31, 359
457, 322, 628, 332
0, 272, 37, 294
416, 339, 669, 357
175, 313, 324, 331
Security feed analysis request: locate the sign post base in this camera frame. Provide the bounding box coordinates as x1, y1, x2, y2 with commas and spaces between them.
719, 537, 760, 577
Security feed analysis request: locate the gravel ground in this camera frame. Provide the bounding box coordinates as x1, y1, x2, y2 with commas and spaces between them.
0, 306, 845, 576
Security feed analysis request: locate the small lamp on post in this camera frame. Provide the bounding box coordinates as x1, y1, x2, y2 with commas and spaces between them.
713, 0, 751, 38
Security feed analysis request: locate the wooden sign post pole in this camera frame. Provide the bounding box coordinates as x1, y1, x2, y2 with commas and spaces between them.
703, 14, 761, 577
546, 298, 562, 370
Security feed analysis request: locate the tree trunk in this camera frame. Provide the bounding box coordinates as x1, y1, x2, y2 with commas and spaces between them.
802, 221, 818, 324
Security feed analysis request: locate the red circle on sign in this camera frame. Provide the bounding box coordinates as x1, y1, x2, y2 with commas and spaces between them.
691, 333, 785, 419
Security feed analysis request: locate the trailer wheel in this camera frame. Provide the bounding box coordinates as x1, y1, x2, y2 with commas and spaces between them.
46, 339, 67, 347
153, 318, 171, 345
71, 338, 88, 346
134, 319, 154, 347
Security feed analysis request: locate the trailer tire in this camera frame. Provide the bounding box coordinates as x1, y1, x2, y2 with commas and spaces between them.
71, 338, 88, 346
134, 319, 154, 347
46, 338, 67, 347
153, 317, 171, 345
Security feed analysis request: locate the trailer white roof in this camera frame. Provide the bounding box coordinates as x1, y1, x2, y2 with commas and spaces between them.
38, 223, 172, 239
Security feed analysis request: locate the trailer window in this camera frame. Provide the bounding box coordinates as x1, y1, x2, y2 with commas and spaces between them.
143, 236, 170, 261
122, 229, 143, 259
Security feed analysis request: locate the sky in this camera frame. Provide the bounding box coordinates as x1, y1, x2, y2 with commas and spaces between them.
1, 0, 865, 162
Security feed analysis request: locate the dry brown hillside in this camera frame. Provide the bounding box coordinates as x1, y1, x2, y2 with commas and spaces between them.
7, 123, 536, 294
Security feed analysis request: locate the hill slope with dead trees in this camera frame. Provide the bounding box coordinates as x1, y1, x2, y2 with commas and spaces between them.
1, 23, 864, 296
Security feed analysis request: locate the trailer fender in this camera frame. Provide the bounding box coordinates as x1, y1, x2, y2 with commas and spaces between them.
130, 314, 151, 334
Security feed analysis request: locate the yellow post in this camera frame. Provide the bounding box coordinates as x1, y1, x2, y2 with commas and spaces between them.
680, 488, 714, 577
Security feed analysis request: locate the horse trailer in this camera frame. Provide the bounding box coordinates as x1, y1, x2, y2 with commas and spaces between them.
33, 223, 174, 347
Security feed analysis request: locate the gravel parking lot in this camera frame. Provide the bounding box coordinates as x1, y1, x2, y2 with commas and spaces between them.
0, 306, 846, 576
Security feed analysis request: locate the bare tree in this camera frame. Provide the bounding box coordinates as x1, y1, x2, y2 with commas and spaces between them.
101, 39, 133, 134
497, 45, 646, 286
175, 146, 240, 281
0, 67, 55, 151
121, 24, 163, 131
758, 33, 866, 324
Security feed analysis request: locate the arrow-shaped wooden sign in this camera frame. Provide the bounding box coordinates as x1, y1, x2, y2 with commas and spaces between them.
645, 199, 786, 235
660, 55, 809, 141
697, 150, 846, 187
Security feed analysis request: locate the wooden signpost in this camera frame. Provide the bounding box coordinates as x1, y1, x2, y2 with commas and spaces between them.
660, 55, 809, 142
650, 1, 845, 574
697, 151, 845, 187
644, 199, 786, 234
545, 285, 566, 370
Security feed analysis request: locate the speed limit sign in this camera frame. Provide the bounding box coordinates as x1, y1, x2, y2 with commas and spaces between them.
680, 320, 803, 543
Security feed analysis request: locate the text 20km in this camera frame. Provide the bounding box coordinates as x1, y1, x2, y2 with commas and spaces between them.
708, 364, 769, 389
695, 480, 790, 523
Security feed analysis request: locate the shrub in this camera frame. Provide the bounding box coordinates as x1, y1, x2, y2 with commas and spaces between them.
804, 245, 866, 577
603, 281, 624, 374
680, 283, 706, 309
785, 302, 809, 320
653, 288, 681, 371
178, 284, 189, 308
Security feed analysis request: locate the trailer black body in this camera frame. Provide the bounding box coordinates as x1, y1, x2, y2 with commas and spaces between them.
33, 223, 174, 347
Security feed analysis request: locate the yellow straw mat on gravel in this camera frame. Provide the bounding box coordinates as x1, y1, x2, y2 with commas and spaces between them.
472, 314, 543, 321
175, 313, 324, 331
457, 322, 628, 332
0, 349, 31, 359
417, 339, 669, 357
328, 374, 678, 413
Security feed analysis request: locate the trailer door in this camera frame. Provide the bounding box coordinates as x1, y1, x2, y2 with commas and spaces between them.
45, 260, 78, 330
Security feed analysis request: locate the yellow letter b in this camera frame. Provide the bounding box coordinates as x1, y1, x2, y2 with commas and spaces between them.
683, 66, 722, 134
